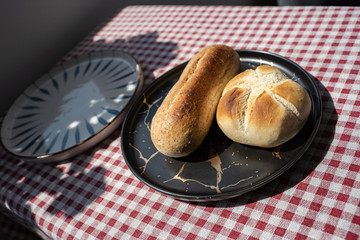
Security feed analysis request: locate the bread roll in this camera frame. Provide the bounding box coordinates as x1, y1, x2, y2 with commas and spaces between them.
216, 65, 311, 148
150, 45, 241, 157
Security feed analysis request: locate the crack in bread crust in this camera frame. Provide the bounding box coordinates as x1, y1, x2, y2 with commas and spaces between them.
241, 88, 251, 135
267, 90, 301, 120
216, 65, 311, 148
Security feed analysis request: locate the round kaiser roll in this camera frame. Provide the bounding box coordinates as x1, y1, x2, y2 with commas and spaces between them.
216, 65, 311, 148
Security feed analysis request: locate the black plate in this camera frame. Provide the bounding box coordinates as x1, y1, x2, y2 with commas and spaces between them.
121, 50, 322, 201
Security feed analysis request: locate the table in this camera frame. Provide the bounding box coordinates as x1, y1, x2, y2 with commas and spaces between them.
1, 5, 359, 240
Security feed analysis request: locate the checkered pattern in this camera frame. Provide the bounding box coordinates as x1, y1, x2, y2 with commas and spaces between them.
1, 6, 359, 240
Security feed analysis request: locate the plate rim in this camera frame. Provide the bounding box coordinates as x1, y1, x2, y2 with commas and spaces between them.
1, 50, 143, 163
123, 49, 322, 201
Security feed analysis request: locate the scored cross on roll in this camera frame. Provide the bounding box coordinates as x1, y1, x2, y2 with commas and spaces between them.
216, 65, 311, 148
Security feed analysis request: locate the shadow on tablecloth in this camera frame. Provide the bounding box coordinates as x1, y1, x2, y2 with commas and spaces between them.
0, 210, 42, 240
70, 31, 179, 88
0, 31, 178, 237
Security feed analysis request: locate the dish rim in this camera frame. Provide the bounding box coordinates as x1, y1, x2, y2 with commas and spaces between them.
1, 50, 143, 163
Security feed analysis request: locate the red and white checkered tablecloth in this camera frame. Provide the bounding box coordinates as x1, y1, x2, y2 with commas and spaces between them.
1, 5, 359, 240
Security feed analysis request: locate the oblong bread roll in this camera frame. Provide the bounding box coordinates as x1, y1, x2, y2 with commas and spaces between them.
150, 45, 241, 157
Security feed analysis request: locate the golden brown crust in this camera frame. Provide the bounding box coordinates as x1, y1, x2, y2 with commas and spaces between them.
216, 65, 311, 148
150, 45, 241, 157
269, 80, 311, 121
250, 91, 282, 128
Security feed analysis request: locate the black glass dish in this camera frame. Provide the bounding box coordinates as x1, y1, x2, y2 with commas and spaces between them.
121, 50, 322, 201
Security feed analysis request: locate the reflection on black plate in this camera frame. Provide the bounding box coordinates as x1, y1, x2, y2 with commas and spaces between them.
121, 50, 321, 201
